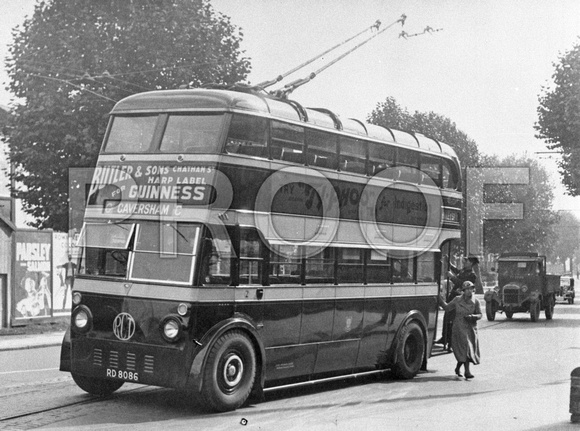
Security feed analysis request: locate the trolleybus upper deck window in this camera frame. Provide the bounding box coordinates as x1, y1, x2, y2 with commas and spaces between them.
104, 115, 158, 153
339, 137, 367, 175
306, 129, 338, 170
368, 142, 395, 177
160, 114, 225, 153
225, 114, 268, 158
271, 121, 305, 163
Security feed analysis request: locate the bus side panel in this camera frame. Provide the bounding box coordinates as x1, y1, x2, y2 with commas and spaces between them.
300, 298, 334, 343
261, 298, 302, 347
263, 344, 317, 387
310, 294, 365, 376
356, 295, 392, 369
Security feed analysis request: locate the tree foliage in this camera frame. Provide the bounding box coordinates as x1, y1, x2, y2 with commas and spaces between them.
535, 40, 580, 195
367, 96, 480, 167
3, 0, 250, 231
553, 211, 580, 265
478, 153, 559, 257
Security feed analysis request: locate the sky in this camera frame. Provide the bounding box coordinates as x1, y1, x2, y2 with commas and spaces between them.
1, 0, 580, 212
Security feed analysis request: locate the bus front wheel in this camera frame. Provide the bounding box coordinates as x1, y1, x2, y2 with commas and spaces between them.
201, 330, 257, 412
392, 322, 424, 380
71, 373, 124, 397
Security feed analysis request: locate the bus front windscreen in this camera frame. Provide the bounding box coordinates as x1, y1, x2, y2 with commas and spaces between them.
79, 221, 202, 285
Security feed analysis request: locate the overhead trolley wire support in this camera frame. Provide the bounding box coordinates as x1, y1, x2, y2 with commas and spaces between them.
271, 14, 408, 99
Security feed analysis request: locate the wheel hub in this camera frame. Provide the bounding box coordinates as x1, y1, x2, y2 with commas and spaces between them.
223, 354, 243, 388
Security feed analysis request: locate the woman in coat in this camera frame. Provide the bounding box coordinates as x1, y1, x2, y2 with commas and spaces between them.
438, 280, 481, 379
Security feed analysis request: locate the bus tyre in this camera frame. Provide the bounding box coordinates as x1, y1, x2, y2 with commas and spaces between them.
71, 373, 124, 397
392, 322, 424, 380
486, 302, 496, 321
505, 311, 513, 319
201, 330, 256, 412
530, 301, 540, 322
544, 296, 554, 320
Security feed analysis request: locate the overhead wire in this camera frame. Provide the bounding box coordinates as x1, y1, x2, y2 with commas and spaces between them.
27, 74, 117, 102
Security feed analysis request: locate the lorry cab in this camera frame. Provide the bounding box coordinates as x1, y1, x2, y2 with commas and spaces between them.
484, 252, 559, 322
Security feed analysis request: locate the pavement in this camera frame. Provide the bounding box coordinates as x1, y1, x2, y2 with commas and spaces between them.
0, 330, 66, 352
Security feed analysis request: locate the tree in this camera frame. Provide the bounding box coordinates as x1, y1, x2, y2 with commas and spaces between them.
3, 0, 250, 231
367, 96, 480, 168
553, 211, 580, 269
478, 153, 559, 257
535, 40, 580, 195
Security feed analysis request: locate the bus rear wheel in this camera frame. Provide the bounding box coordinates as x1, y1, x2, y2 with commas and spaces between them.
71, 373, 124, 397
201, 330, 256, 412
392, 322, 424, 380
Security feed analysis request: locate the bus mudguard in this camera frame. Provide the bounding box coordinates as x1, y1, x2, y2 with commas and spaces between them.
185, 315, 266, 396
59, 328, 72, 372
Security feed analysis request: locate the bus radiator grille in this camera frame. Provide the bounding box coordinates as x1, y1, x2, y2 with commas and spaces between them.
126, 352, 136, 371
93, 349, 103, 367
144, 355, 154, 374
91, 348, 154, 374
109, 350, 119, 368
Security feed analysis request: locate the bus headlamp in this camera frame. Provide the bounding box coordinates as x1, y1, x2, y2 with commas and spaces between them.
72, 306, 92, 334
521, 285, 528, 293
161, 317, 183, 342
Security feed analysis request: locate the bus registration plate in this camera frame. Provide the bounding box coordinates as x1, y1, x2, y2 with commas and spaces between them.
106, 368, 139, 382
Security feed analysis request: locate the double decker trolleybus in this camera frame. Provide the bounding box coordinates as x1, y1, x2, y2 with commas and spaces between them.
60, 86, 462, 412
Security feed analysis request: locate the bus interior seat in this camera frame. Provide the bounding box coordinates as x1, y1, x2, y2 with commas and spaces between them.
281, 148, 304, 164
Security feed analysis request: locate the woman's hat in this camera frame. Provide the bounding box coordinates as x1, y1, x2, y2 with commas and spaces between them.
462, 281, 475, 290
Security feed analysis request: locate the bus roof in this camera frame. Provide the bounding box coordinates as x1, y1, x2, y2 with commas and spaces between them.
111, 88, 457, 158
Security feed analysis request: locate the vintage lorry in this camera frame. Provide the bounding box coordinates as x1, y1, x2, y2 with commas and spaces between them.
559, 276, 576, 304
484, 252, 560, 322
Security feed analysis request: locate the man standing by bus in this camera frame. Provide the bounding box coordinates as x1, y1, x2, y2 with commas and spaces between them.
58, 255, 77, 309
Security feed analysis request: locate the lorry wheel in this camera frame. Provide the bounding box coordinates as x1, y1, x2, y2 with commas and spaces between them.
530, 301, 540, 322
544, 296, 554, 320
201, 330, 257, 412
569, 297, 574, 305
392, 322, 425, 380
505, 311, 513, 319
486, 302, 496, 321
71, 373, 124, 396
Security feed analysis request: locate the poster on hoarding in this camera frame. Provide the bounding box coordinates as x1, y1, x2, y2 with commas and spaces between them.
13, 230, 53, 320
53, 232, 72, 315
